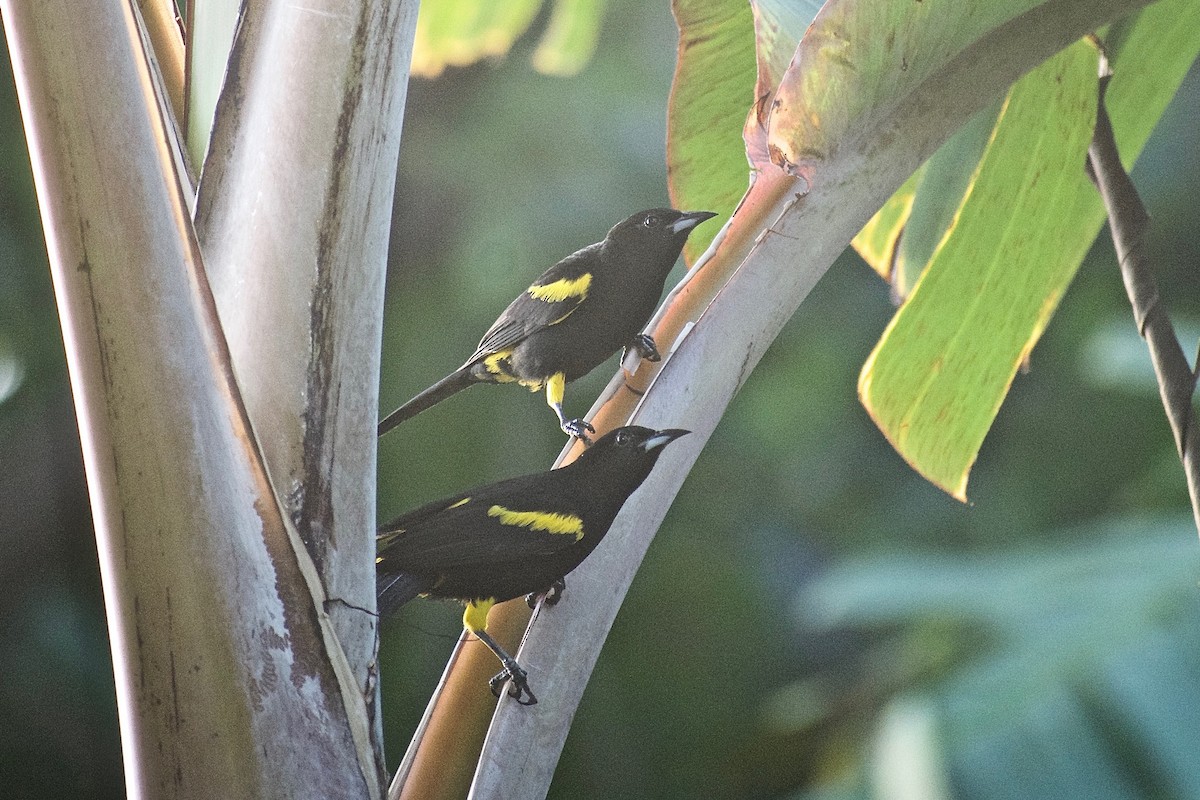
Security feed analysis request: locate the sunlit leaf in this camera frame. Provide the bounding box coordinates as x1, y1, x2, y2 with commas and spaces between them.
852, 166, 921, 284
666, 0, 758, 263
890, 102, 1003, 299
859, 43, 1097, 499
857, 0, 1200, 499
853, 0, 1200, 300
853, 101, 999, 295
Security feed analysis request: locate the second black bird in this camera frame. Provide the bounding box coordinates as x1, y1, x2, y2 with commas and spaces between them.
377, 425, 690, 704
378, 208, 717, 440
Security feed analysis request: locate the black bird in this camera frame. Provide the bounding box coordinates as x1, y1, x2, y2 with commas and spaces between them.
377, 425, 690, 704
378, 209, 716, 441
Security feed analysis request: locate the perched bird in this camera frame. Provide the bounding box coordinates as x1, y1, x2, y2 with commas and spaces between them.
377, 425, 690, 704
378, 209, 717, 441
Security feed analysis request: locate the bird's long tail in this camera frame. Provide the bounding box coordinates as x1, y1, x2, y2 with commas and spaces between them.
377, 571, 434, 616
378, 367, 475, 437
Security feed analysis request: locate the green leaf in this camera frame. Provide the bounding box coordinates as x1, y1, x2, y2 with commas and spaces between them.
531, 0, 606, 77
1096, 633, 1200, 799
947, 687, 1145, 800
852, 166, 921, 284
857, 0, 1200, 499
665, 0, 822, 263
796, 516, 1200, 799
408, 0, 611, 78
859, 42, 1098, 499
411, 0, 542, 78
767, 0, 1054, 176
892, 102, 1004, 299
853, 100, 1004, 297
666, 0, 759, 263
799, 517, 1200, 652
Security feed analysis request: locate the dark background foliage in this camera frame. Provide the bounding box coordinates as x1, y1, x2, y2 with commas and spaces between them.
2, 2, 1198, 797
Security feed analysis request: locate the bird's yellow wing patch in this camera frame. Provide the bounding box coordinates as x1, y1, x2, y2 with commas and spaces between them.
527, 273, 592, 303
481, 350, 518, 382
487, 504, 584, 541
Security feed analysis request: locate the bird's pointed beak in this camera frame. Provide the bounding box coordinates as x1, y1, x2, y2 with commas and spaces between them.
670, 211, 718, 234
641, 429, 691, 452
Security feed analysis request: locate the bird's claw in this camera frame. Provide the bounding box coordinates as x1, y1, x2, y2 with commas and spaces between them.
489, 665, 538, 705
526, 577, 566, 609
629, 333, 661, 363
562, 417, 595, 445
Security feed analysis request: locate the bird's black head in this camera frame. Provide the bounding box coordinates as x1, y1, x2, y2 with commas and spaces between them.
574, 425, 690, 488
604, 209, 718, 266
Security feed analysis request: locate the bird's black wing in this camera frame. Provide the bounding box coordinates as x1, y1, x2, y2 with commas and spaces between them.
377, 571, 433, 615
377, 477, 588, 572
465, 245, 599, 362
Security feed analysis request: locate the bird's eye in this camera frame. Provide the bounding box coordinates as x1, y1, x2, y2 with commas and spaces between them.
615, 429, 632, 445
642, 214, 660, 228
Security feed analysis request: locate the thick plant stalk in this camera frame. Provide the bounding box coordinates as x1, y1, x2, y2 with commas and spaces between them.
194, 1, 419, 782
2, 1, 386, 796
1087, 64, 1200, 533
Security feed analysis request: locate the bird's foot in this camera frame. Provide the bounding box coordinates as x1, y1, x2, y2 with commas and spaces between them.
562, 417, 595, 445
526, 577, 567, 609
629, 333, 661, 363
544, 577, 566, 605
489, 662, 538, 705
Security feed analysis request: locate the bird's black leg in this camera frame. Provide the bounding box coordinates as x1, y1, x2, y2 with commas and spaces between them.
526, 577, 567, 609
475, 628, 538, 706
627, 333, 661, 363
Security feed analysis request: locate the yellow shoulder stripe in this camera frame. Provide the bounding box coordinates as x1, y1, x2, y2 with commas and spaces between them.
487, 504, 584, 541
528, 273, 592, 303
447, 497, 471, 509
